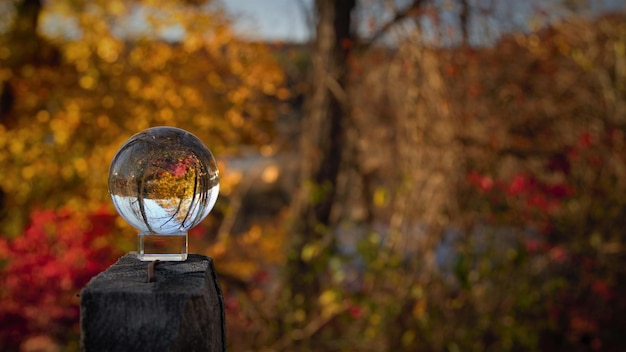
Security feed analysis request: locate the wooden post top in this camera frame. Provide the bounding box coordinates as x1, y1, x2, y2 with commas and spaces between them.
80, 253, 225, 352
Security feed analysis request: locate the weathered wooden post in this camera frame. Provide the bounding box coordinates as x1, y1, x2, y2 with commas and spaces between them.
80, 127, 224, 351
80, 254, 225, 351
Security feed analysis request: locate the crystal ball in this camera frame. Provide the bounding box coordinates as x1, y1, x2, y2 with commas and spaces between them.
108, 127, 219, 235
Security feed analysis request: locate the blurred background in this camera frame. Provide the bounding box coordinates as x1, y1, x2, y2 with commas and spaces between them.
1, 0, 625, 351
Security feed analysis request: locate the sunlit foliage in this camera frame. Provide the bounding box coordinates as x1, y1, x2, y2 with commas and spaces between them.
0, 0, 284, 236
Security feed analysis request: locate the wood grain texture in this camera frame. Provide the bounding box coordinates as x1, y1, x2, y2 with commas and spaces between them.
80, 253, 225, 352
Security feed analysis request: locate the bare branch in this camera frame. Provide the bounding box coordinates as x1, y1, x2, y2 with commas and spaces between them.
358, 0, 427, 50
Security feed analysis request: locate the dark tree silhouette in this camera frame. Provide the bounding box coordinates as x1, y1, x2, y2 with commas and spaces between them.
286, 0, 356, 307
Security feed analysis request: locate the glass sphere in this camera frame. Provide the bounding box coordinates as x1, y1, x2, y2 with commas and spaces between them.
108, 127, 219, 235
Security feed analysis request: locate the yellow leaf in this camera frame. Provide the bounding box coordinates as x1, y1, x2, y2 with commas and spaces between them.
373, 187, 388, 207
301, 243, 320, 262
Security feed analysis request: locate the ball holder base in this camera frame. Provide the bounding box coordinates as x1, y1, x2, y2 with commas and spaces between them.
138, 232, 188, 261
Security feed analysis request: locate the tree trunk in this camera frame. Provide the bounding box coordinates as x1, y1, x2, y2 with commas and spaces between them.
7, 0, 43, 65
459, 0, 470, 48
285, 0, 355, 313
2, 0, 58, 127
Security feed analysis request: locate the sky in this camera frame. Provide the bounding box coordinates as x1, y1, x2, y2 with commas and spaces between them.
31, 0, 626, 45
220, 0, 625, 45
221, 0, 313, 42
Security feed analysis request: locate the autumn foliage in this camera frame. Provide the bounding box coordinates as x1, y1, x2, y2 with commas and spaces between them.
339, 11, 626, 351
0, 207, 121, 349
0, 0, 284, 349
1, 0, 626, 351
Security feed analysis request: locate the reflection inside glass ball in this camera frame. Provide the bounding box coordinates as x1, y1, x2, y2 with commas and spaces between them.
108, 127, 219, 236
